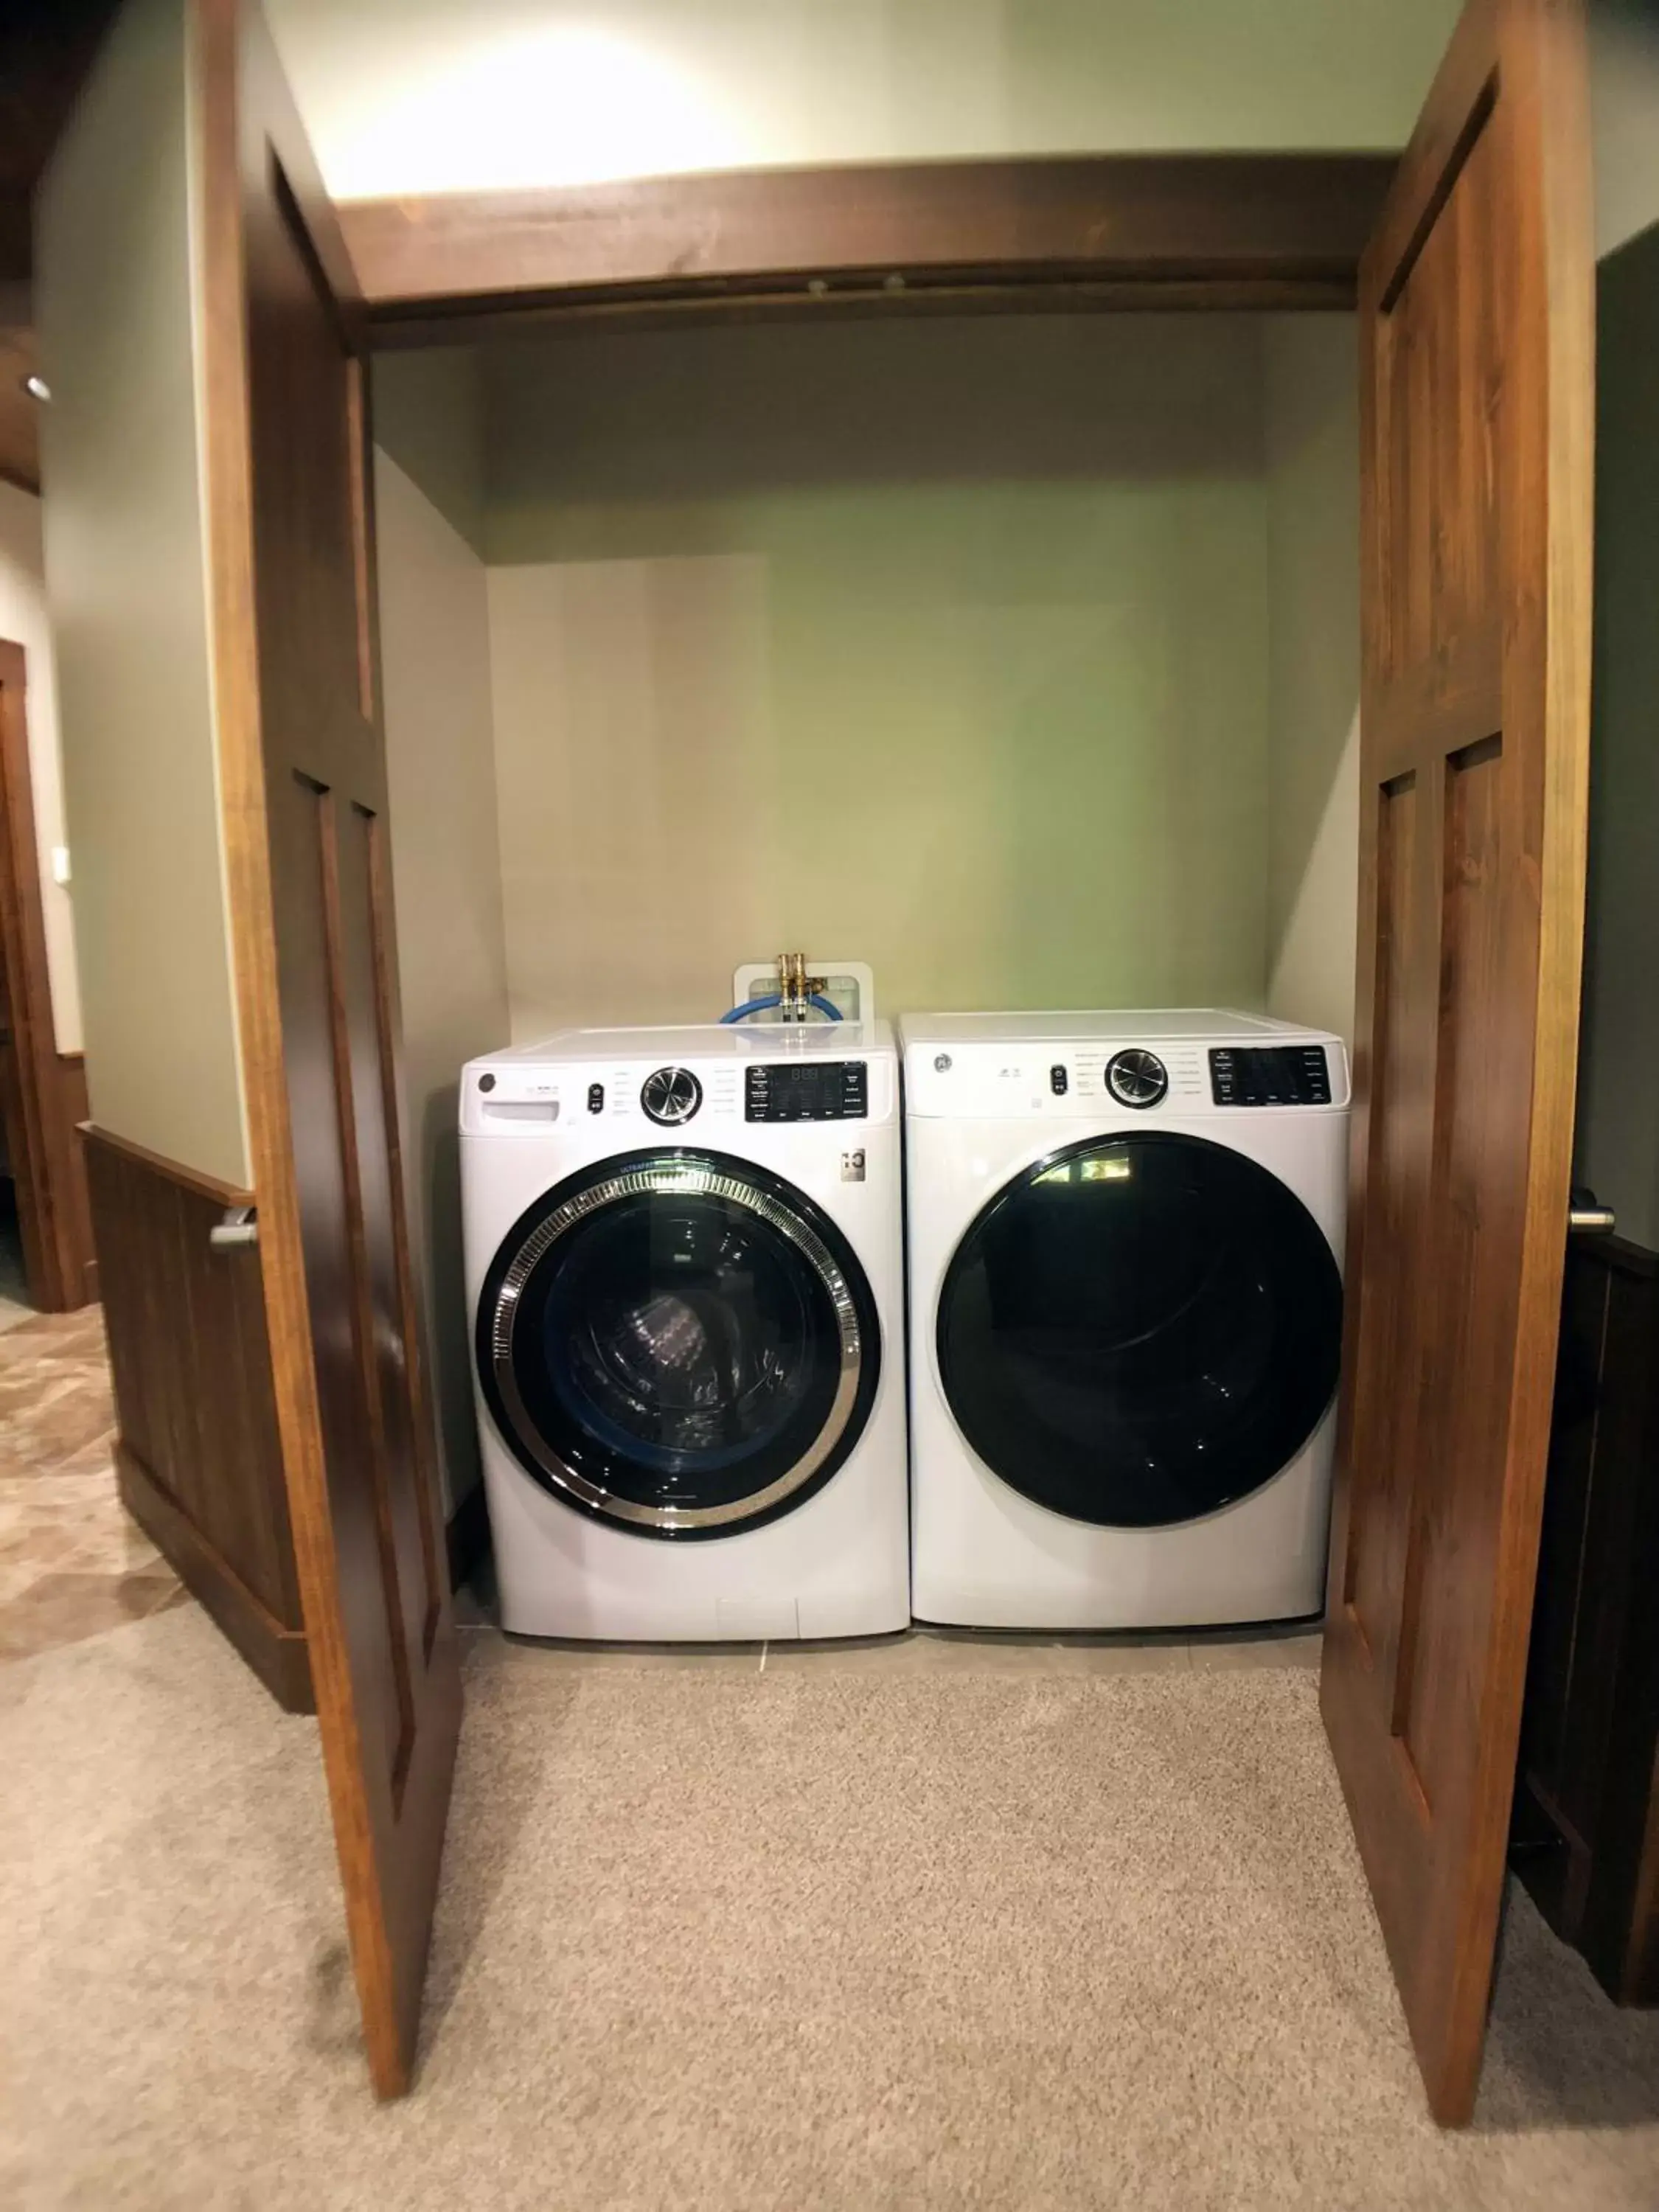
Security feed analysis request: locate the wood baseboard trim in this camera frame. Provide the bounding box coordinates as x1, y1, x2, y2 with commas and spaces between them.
445, 1480, 490, 1596
116, 1439, 314, 1714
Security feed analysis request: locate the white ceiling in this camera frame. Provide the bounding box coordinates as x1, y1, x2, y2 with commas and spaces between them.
265, 0, 1460, 203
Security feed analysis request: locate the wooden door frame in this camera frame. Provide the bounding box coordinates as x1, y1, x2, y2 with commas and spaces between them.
338, 152, 1398, 347
0, 637, 94, 1310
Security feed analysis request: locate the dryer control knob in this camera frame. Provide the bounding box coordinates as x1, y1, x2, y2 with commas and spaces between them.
1106, 1048, 1169, 1110
641, 1065, 703, 1126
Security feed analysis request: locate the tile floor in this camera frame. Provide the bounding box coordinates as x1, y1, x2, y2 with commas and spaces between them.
0, 1302, 187, 1663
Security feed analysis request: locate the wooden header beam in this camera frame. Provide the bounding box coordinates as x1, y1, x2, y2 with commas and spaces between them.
339, 153, 1398, 346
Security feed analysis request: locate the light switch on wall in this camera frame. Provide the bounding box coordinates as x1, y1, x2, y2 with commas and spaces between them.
50, 846, 70, 886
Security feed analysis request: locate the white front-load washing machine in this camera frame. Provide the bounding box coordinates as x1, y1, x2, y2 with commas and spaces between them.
901, 1009, 1349, 1630
461, 1022, 908, 1641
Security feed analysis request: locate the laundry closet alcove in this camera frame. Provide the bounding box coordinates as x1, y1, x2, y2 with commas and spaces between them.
38, 1, 1597, 2126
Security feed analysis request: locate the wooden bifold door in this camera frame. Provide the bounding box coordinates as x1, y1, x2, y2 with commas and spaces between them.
193, 0, 461, 2098
1321, 0, 1593, 2127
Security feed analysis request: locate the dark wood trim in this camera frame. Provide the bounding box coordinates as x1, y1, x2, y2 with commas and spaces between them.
83, 1120, 312, 1714
77, 1118, 254, 1209
363, 277, 1372, 351
58, 1057, 94, 1298
1513, 1231, 1659, 2005
339, 153, 1398, 343
1597, 1233, 1659, 1283
0, 638, 96, 1307
445, 1479, 490, 1599
0, 323, 42, 495
118, 1439, 313, 1711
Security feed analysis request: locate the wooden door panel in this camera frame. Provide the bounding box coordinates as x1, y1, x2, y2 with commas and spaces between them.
287, 773, 413, 1788
1343, 768, 1428, 1694
197, 0, 460, 2097
1323, 0, 1593, 2126
327, 793, 445, 1706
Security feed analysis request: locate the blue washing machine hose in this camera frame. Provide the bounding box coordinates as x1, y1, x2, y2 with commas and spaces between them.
720, 993, 843, 1024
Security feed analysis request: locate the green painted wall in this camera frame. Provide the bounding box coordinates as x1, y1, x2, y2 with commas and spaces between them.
1575, 219, 1659, 1249
374, 347, 488, 556
1263, 318, 1360, 1043
38, 0, 250, 1185
481, 316, 1273, 1034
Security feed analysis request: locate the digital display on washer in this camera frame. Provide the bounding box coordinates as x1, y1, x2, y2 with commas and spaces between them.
745, 1061, 868, 1123
1209, 1044, 1332, 1107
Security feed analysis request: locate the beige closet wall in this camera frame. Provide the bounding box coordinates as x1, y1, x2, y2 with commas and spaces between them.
1262, 319, 1360, 1044
482, 314, 1273, 1036
0, 484, 83, 1053
374, 434, 508, 1512
265, 0, 1457, 199
36, 0, 248, 1188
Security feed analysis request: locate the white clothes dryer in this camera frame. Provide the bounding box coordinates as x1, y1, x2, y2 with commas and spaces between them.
461, 1023, 908, 1641
900, 1009, 1349, 1630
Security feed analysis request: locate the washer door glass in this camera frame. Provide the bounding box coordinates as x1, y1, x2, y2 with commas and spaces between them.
936, 1132, 1342, 1528
478, 1150, 880, 1539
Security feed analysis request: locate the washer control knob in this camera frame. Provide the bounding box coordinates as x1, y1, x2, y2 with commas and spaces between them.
1106, 1047, 1169, 1110
641, 1065, 703, 1126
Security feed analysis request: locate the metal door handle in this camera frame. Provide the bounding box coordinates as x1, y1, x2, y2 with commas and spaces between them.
1568, 1200, 1615, 1237
209, 1205, 259, 1250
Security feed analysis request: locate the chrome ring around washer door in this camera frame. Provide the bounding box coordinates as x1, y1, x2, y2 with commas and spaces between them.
489, 1157, 866, 1531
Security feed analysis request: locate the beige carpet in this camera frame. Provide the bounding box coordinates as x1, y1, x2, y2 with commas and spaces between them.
4, 1609, 1658, 2212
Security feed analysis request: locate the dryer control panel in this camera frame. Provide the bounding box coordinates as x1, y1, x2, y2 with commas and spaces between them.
1209, 1043, 1332, 1107
900, 1022, 1350, 1119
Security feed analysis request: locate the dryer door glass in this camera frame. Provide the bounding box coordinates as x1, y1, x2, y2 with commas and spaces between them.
936, 1132, 1341, 1528
477, 1150, 880, 1539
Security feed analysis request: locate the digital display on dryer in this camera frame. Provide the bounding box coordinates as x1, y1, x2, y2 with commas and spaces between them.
1209, 1045, 1332, 1107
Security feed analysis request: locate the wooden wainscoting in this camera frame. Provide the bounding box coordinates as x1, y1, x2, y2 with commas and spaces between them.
1512, 1232, 1659, 2005
51, 1051, 95, 1301
83, 1124, 313, 1711
0, 639, 97, 1310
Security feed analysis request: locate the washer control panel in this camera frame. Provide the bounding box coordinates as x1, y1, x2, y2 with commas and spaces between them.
1209, 1044, 1332, 1107
745, 1060, 869, 1123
